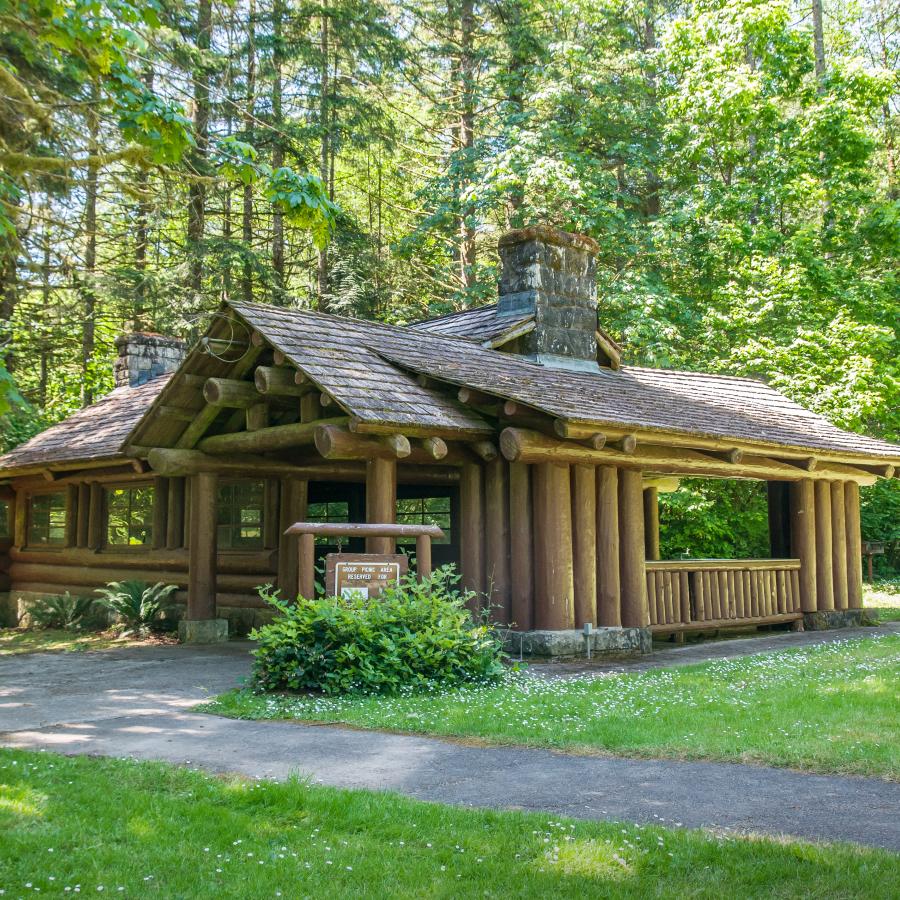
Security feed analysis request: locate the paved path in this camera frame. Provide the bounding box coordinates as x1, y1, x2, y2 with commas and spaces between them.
1, 630, 898, 851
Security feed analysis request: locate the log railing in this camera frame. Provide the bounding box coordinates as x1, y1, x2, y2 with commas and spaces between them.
645, 559, 802, 632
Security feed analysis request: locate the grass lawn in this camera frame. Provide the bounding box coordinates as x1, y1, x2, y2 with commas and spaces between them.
0, 628, 167, 656
203, 634, 900, 781
865, 578, 900, 622
1, 750, 897, 899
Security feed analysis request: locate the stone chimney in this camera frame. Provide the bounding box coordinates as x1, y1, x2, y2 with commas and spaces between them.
114, 332, 187, 388
497, 225, 600, 371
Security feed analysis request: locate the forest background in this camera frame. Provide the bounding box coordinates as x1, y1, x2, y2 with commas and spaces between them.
0, 0, 897, 568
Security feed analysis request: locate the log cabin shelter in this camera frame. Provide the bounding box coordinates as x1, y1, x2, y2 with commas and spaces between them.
1, 225, 898, 651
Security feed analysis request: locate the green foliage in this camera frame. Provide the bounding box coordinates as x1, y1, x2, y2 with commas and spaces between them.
250, 567, 505, 695
659, 480, 770, 560
0, 364, 25, 418
94, 580, 177, 637
26, 592, 99, 631
861, 479, 900, 574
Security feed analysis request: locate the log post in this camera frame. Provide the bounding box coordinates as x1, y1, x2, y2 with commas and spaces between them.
484, 457, 511, 624
790, 480, 817, 612
64, 484, 79, 548
618, 468, 648, 627
459, 460, 485, 605
508, 462, 534, 630
532, 462, 575, 630
152, 477, 168, 551
166, 477, 185, 549
87, 482, 104, 551
298, 533, 315, 601
572, 464, 597, 627
415, 534, 432, 581
830, 481, 849, 610
365, 457, 396, 554
187, 471, 218, 621
844, 481, 863, 609
14, 492, 26, 548
767, 482, 791, 557
596, 466, 621, 626
76, 483, 90, 547
814, 479, 834, 611
277, 477, 308, 598
642, 486, 660, 561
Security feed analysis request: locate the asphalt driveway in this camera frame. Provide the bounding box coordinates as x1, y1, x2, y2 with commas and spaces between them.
1, 634, 898, 851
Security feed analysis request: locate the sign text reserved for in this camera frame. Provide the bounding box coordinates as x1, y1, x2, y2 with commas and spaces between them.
325, 553, 408, 599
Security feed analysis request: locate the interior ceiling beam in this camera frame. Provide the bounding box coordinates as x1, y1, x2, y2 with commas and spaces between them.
203, 378, 260, 409
499, 428, 878, 484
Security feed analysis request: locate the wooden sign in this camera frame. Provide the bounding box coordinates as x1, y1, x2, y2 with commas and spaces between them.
325, 553, 408, 599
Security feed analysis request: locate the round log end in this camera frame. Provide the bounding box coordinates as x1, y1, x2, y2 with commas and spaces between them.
424, 436, 448, 460
202, 379, 221, 404
589, 433, 606, 450
553, 419, 568, 438
253, 368, 268, 393
384, 434, 412, 459
503, 400, 519, 417
313, 424, 337, 458
620, 434, 637, 454
499, 429, 522, 462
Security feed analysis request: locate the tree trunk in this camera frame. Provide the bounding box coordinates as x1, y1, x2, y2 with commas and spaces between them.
812, 0, 826, 89
242, 0, 257, 304
458, 0, 476, 288
187, 0, 212, 297
82, 82, 99, 407
271, 0, 285, 299
134, 66, 153, 331
317, 0, 330, 311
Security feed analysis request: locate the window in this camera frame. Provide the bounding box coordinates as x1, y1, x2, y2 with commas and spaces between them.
218, 481, 264, 549
106, 485, 155, 547
307, 500, 349, 545
28, 493, 67, 546
0, 500, 10, 538
396, 495, 452, 545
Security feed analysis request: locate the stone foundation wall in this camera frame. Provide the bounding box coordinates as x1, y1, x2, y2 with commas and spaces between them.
802, 609, 877, 630
503, 626, 652, 660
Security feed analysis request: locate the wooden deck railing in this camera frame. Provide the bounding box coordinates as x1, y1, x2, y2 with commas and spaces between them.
645, 559, 802, 632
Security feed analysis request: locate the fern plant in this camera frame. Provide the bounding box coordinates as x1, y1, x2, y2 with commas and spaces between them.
27, 592, 97, 631
95, 580, 178, 637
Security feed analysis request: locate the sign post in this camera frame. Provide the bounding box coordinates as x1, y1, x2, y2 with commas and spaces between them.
284, 522, 444, 600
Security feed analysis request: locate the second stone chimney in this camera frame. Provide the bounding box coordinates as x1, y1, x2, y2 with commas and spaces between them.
114, 333, 187, 388
497, 225, 600, 371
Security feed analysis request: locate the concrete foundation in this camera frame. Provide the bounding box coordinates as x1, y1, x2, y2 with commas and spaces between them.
178, 618, 229, 644
802, 609, 877, 631
0, 592, 16, 628
503, 627, 652, 660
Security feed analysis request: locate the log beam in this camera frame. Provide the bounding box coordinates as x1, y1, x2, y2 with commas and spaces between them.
254, 366, 310, 397
203, 378, 260, 409
499, 428, 876, 483
470, 441, 498, 462
315, 425, 411, 460
197, 416, 347, 455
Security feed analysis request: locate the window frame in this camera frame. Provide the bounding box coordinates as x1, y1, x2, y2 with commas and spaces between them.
217, 479, 266, 551
103, 482, 156, 550
0, 498, 10, 540
26, 490, 68, 549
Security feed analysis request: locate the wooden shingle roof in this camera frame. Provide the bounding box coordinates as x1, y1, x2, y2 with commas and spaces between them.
238, 302, 900, 461
410, 303, 532, 345
229, 302, 492, 435
0, 376, 171, 472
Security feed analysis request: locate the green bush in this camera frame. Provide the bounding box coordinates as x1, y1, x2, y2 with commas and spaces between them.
95, 580, 178, 637
26, 592, 98, 630
250, 567, 505, 695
